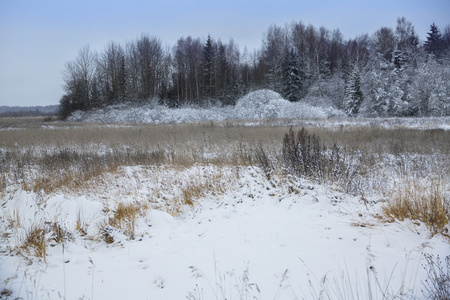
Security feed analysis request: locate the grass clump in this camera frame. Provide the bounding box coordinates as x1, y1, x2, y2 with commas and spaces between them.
383, 180, 448, 235
21, 225, 46, 261
76, 209, 88, 236
108, 202, 146, 239
19, 222, 70, 261
169, 168, 230, 216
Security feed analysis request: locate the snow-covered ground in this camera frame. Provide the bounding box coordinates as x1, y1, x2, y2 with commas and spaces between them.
1, 164, 448, 299
1, 90, 449, 299
65, 89, 450, 132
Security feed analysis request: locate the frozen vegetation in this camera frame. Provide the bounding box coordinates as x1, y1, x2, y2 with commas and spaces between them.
68, 90, 345, 124
1, 94, 449, 299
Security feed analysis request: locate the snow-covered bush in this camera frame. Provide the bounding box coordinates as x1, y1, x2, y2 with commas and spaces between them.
68, 89, 344, 124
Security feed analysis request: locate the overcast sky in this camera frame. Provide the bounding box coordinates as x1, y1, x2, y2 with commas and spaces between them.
1, 0, 449, 107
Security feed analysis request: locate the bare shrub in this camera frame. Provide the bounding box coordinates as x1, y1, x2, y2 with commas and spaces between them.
282, 127, 362, 192
282, 127, 323, 178
253, 144, 273, 180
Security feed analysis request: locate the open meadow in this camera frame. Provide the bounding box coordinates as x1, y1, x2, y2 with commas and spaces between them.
1, 117, 449, 299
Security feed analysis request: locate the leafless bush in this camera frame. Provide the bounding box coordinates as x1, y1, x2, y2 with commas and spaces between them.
282, 127, 362, 192
253, 144, 274, 180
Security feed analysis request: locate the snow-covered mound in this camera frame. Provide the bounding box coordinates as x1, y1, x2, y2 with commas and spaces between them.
234, 89, 283, 119
235, 89, 344, 120
69, 90, 345, 124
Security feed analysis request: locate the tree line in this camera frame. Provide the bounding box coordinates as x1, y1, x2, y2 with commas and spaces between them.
0, 105, 58, 118
60, 17, 450, 119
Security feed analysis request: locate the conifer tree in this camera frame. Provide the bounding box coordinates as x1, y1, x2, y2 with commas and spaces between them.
282, 48, 302, 101
344, 66, 363, 116
202, 35, 215, 99
424, 23, 444, 59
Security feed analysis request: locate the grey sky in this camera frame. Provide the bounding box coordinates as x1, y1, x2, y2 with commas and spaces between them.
1, 0, 449, 107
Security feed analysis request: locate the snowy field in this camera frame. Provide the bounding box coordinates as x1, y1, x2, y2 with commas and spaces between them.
1, 92, 449, 299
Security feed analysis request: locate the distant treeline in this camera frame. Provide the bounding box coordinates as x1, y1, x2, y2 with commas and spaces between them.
60, 17, 450, 119
0, 106, 59, 118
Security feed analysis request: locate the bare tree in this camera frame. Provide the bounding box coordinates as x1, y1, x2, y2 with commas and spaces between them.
62, 45, 97, 111
97, 41, 126, 105
373, 27, 396, 62
173, 36, 203, 104
261, 24, 288, 93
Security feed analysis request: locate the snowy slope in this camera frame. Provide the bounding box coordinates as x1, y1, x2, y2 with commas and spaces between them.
1, 165, 448, 299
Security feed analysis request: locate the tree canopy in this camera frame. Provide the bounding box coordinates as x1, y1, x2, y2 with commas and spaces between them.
60, 18, 450, 119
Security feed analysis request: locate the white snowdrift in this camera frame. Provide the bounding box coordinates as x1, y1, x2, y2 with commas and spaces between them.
69, 89, 345, 124
1, 165, 448, 299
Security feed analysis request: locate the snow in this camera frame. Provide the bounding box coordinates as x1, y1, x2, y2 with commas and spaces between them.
1, 92, 449, 298
68, 90, 345, 124
1, 165, 448, 299
64, 89, 450, 132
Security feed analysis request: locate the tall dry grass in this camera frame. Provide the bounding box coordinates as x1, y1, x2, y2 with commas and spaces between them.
383, 180, 448, 234
1, 117, 449, 237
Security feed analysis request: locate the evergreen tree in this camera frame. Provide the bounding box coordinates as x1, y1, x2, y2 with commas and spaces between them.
424, 23, 444, 59
344, 66, 363, 116
202, 35, 215, 99
282, 48, 303, 101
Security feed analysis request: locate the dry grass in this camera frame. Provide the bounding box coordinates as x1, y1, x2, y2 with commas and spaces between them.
422, 254, 450, 299
21, 224, 47, 261
383, 179, 449, 235
76, 209, 88, 236
18, 221, 70, 262
1, 117, 449, 247
169, 168, 230, 216
108, 202, 147, 239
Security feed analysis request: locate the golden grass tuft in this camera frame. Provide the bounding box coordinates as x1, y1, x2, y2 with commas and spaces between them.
21, 225, 46, 261
18, 221, 70, 261
168, 168, 230, 216
108, 202, 147, 239
76, 209, 88, 236
383, 179, 448, 235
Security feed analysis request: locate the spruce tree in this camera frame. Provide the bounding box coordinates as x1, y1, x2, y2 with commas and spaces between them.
202, 35, 215, 99
344, 66, 363, 117
424, 23, 444, 59
282, 48, 302, 101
